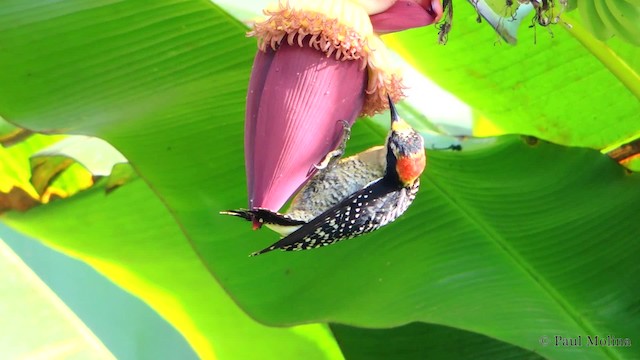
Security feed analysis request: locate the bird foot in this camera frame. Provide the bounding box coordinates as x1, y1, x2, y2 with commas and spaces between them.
313, 120, 351, 171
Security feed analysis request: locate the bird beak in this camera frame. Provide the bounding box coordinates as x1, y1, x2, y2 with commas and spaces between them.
388, 94, 399, 125
387, 96, 412, 132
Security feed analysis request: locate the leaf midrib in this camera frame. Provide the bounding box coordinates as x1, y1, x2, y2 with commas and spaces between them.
561, 14, 640, 103
425, 171, 620, 360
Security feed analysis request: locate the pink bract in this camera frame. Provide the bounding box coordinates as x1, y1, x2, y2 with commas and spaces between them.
245, 43, 366, 210
370, 0, 443, 33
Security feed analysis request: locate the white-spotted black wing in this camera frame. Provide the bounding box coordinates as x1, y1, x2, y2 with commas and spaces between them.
251, 178, 420, 256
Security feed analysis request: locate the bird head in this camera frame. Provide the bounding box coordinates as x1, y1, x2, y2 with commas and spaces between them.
385, 96, 426, 187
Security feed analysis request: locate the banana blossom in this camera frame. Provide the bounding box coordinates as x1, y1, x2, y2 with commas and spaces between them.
245, 0, 442, 212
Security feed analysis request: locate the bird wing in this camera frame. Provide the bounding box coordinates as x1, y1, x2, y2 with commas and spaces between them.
251, 178, 398, 256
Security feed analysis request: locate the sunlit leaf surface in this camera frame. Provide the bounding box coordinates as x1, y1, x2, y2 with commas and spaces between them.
0, 2, 638, 359
0, 238, 114, 359
385, 3, 640, 149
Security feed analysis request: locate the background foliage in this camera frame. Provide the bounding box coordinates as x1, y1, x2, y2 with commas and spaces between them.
0, 1, 638, 359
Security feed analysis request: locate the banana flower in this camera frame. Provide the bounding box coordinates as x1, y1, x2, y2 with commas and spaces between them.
245, 0, 442, 212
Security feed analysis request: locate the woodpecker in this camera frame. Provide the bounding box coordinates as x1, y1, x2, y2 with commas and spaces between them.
222, 96, 427, 256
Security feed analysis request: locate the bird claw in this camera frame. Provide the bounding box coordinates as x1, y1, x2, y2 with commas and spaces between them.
313, 120, 351, 171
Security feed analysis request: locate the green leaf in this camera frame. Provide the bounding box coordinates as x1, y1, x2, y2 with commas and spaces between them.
30, 135, 127, 196
0, 238, 114, 359
0, 116, 33, 147
214, 136, 638, 360
384, 2, 640, 148
3, 177, 343, 360
331, 323, 543, 360
1, 2, 638, 360
105, 163, 138, 194
0, 0, 255, 133
0, 133, 67, 212
32, 136, 127, 177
